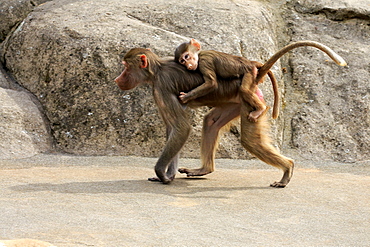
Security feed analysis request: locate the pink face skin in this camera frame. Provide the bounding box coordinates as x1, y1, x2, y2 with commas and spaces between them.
115, 61, 135, 90
179, 51, 199, 70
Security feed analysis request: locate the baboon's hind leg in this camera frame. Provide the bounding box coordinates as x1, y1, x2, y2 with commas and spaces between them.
240, 104, 294, 188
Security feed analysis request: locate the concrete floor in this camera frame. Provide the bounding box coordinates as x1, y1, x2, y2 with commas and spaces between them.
0, 154, 369, 246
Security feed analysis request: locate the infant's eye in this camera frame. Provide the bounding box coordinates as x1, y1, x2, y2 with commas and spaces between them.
184, 54, 189, 59
180, 59, 185, 64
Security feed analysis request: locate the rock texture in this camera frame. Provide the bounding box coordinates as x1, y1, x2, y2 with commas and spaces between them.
0, 0, 51, 42
0, 69, 52, 159
283, 0, 370, 162
0, 0, 53, 159
0, 0, 369, 162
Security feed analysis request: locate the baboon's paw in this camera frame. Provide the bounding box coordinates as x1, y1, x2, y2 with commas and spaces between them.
270, 181, 287, 188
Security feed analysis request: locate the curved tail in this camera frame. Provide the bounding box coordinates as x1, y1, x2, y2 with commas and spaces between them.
256, 41, 347, 83
267, 70, 279, 119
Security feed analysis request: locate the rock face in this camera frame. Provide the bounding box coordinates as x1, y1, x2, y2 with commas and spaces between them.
0, 68, 52, 159
0, 0, 51, 42
283, 0, 370, 162
0, 0, 369, 162
0, 0, 53, 159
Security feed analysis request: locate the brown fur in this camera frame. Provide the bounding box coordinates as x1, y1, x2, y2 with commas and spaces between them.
175, 39, 277, 122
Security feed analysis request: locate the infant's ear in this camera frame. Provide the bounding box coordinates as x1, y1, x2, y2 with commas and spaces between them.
190, 39, 201, 50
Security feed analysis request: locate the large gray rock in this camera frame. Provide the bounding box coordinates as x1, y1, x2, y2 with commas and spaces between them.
282, 0, 370, 162
0, 70, 52, 159
2, 0, 283, 158
0, 0, 51, 42
0, 0, 54, 159
292, 0, 370, 20
0, 0, 368, 162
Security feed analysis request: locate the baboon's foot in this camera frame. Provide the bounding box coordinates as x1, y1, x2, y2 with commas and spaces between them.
270, 181, 287, 188
178, 168, 213, 177
148, 177, 161, 182
270, 163, 294, 188
148, 175, 175, 184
